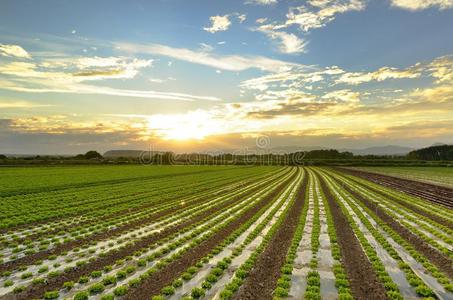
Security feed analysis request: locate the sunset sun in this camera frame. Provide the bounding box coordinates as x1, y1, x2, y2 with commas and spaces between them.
146, 111, 220, 141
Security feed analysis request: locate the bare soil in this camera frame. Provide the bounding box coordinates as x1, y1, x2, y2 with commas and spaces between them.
337, 178, 453, 280
122, 171, 298, 300
320, 176, 388, 300
338, 168, 453, 209
335, 169, 453, 230
230, 174, 308, 300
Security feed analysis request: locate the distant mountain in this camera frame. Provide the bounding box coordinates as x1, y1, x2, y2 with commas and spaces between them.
238, 145, 414, 156
341, 145, 414, 156
244, 145, 328, 154
431, 142, 447, 147
104, 145, 414, 157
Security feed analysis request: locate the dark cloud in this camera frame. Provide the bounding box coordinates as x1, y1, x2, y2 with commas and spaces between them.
247, 102, 336, 119
73, 69, 124, 77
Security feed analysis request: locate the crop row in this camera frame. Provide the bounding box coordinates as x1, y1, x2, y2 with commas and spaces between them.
0, 167, 286, 265
319, 168, 452, 298
0, 168, 291, 297
1, 165, 451, 300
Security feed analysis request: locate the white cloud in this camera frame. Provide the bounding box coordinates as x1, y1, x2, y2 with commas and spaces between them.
0, 56, 153, 82
116, 42, 299, 72
0, 56, 217, 102
240, 65, 337, 91
0, 44, 32, 59
285, 0, 366, 32
0, 77, 221, 102
322, 89, 360, 103
246, 0, 278, 5
428, 55, 453, 83
258, 0, 365, 33
257, 28, 307, 54
149, 78, 165, 83
217, 41, 226, 45
0, 100, 52, 109
237, 14, 247, 23
204, 15, 232, 33
254, 1, 365, 54
391, 0, 453, 11
76, 56, 123, 68
336, 66, 422, 85
198, 43, 214, 52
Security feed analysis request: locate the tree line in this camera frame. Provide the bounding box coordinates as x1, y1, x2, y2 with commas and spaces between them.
1, 145, 452, 166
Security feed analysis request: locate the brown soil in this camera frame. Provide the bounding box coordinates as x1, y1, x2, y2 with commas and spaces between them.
3, 170, 295, 300
319, 175, 388, 300
231, 172, 308, 300
337, 168, 453, 209
337, 178, 453, 280
335, 170, 453, 230
121, 170, 299, 300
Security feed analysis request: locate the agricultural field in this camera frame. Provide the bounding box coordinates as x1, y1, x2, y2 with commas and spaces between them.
0, 165, 452, 300
352, 166, 453, 188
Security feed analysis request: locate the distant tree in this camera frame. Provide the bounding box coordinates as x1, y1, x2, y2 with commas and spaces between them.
83, 151, 103, 160
161, 152, 174, 165
0, 154, 6, 159
407, 145, 453, 161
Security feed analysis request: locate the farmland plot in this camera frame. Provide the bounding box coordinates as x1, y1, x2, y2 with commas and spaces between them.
0, 165, 451, 300
351, 167, 453, 188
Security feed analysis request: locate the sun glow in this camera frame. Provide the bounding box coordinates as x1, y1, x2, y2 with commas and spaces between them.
146, 111, 220, 141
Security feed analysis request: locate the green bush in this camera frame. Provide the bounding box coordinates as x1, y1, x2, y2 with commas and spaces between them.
274, 286, 289, 297
91, 270, 102, 278
13, 285, 25, 293
63, 281, 75, 290
220, 289, 233, 299
73, 291, 89, 300
128, 278, 141, 287
47, 271, 61, 278
415, 285, 434, 297
89, 283, 104, 294
78, 276, 89, 284
3, 279, 13, 287
202, 281, 212, 289
43, 290, 59, 299
172, 278, 183, 287
113, 286, 129, 296
32, 277, 46, 285
21, 272, 32, 279
102, 276, 117, 285
191, 287, 205, 298
161, 285, 175, 295
206, 274, 218, 283
116, 270, 127, 279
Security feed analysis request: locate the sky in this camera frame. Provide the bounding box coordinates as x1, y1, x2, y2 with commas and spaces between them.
0, 0, 452, 154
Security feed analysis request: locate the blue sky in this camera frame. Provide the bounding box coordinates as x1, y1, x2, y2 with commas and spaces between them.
0, 0, 452, 154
